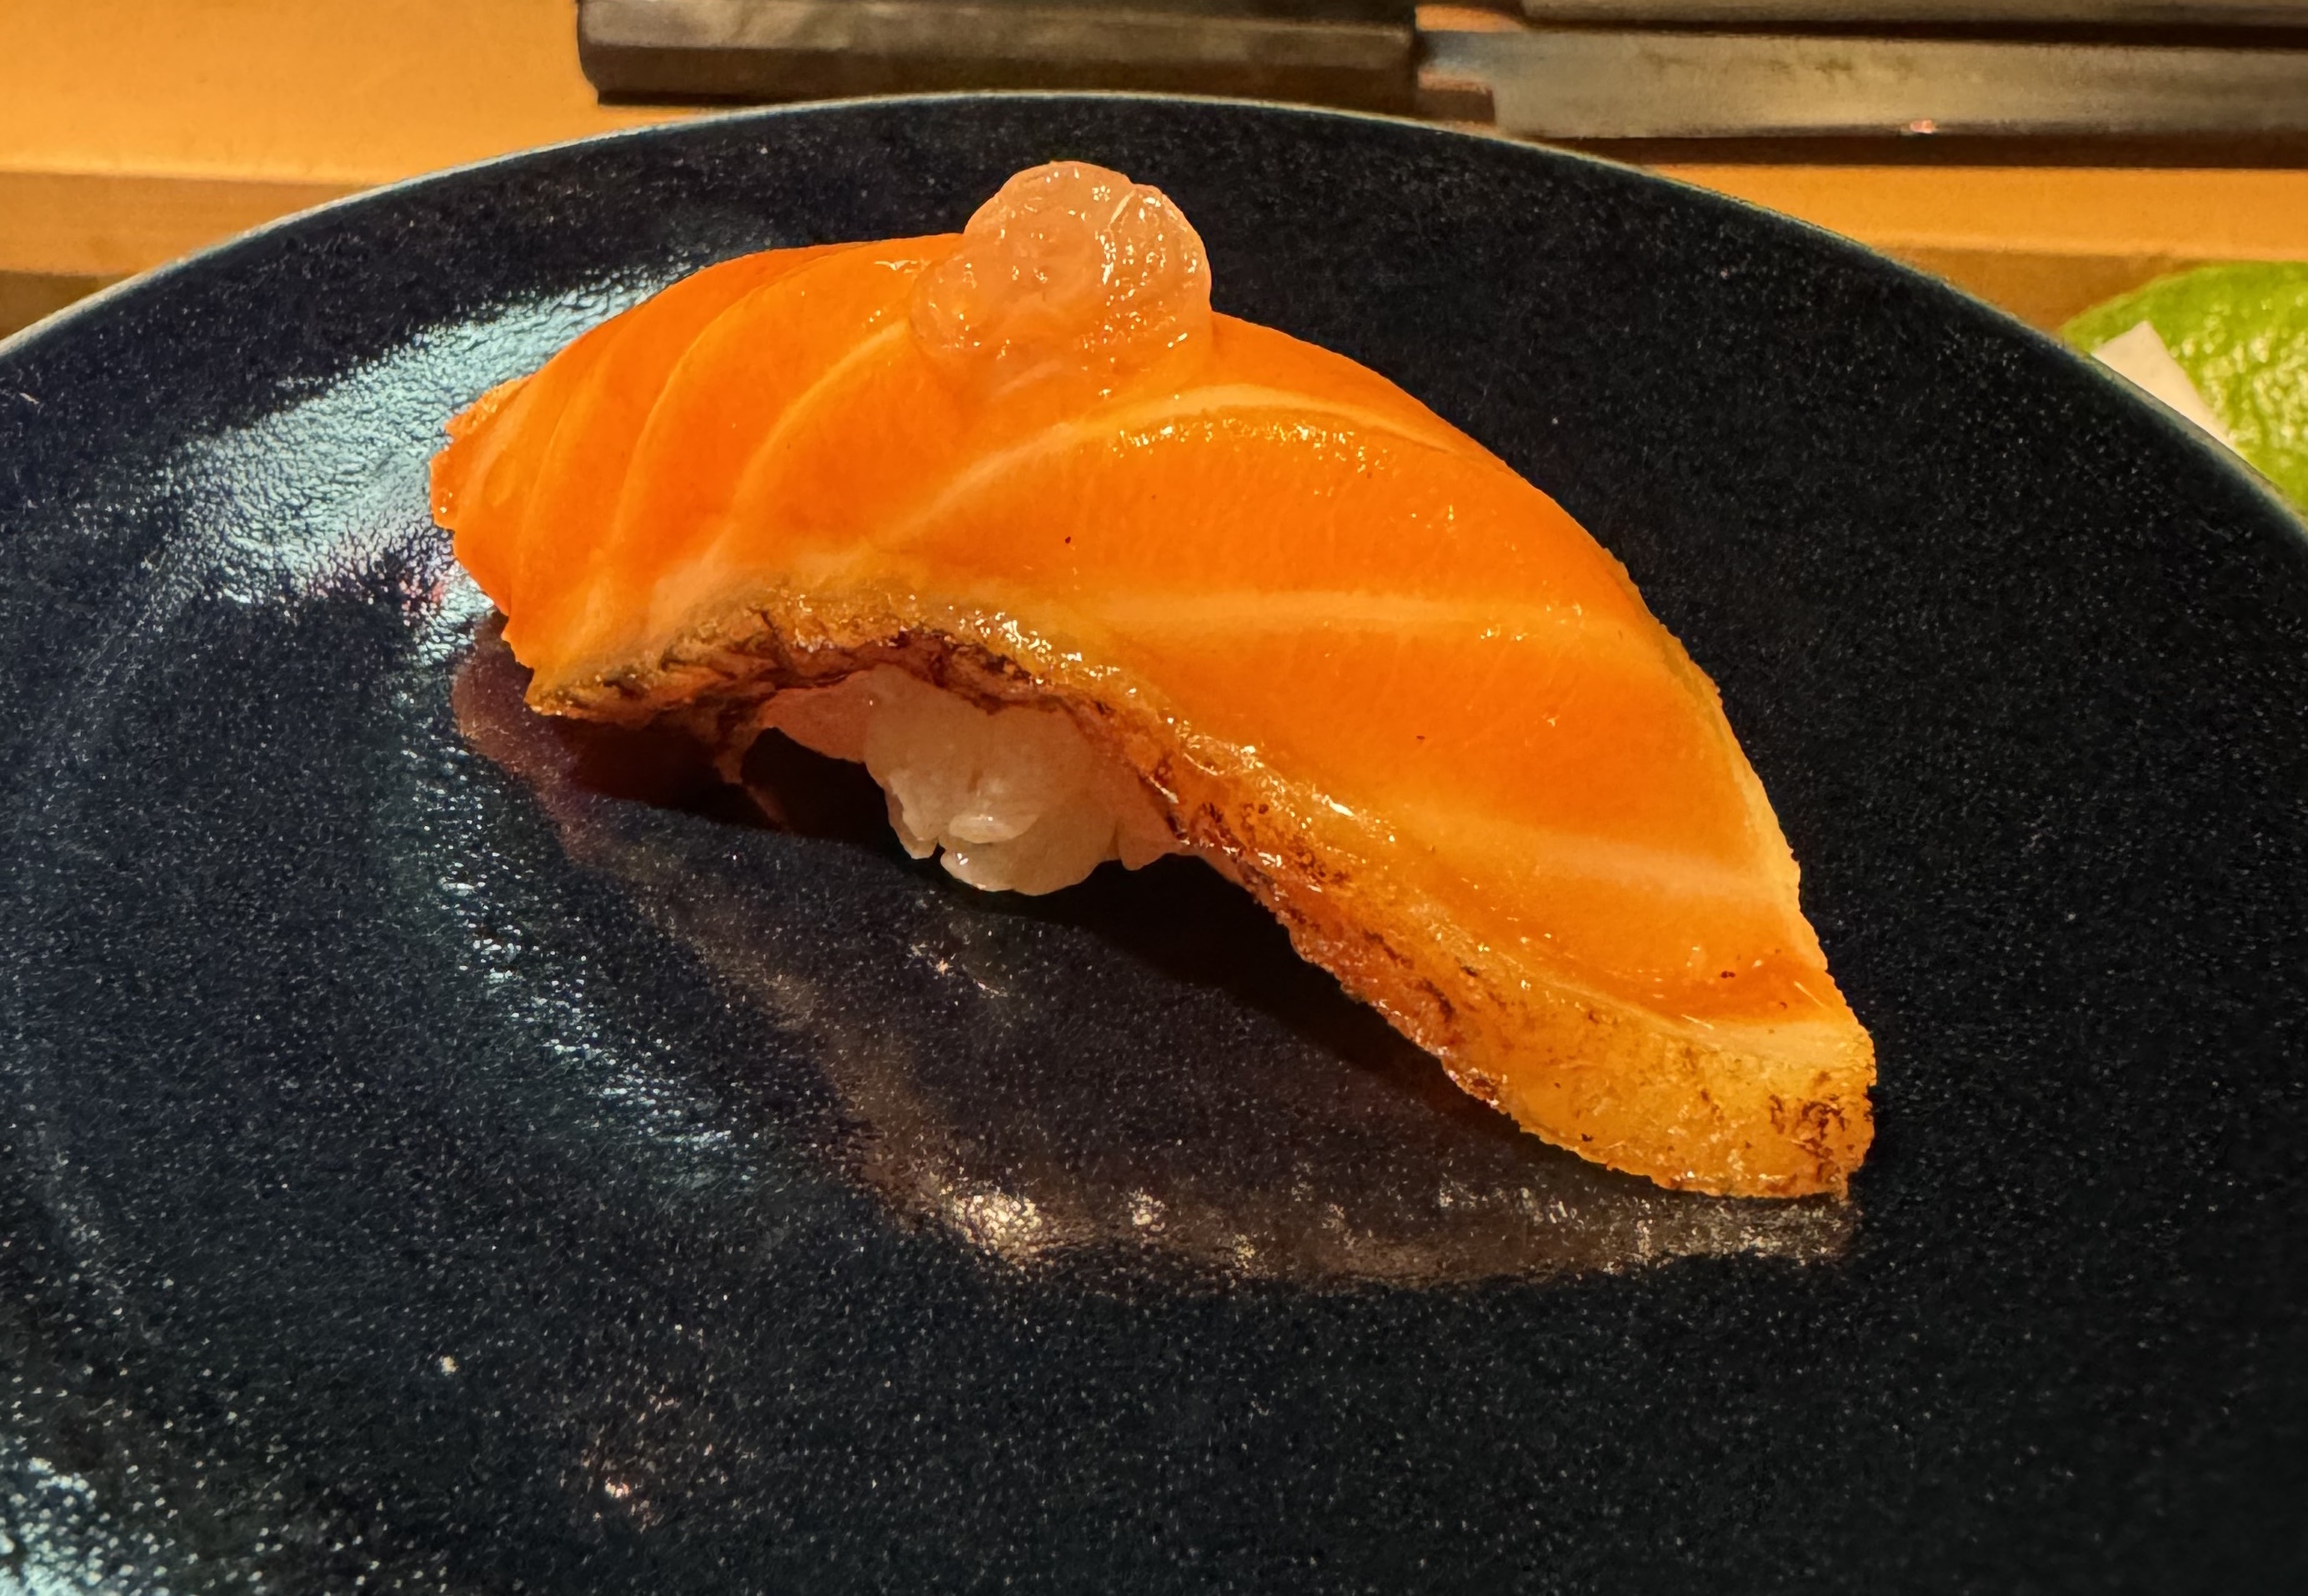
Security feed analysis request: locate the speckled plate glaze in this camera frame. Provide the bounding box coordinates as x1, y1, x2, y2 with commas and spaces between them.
1, 97, 2302, 1593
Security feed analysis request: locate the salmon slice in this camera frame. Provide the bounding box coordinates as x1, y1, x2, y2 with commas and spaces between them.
432, 161, 1875, 1197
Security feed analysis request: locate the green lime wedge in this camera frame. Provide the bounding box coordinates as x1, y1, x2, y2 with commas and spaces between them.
2063, 262, 2308, 513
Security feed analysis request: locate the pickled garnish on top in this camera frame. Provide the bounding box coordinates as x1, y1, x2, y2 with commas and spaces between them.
911, 162, 1212, 398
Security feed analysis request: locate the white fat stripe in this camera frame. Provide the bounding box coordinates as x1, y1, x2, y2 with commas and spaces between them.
742, 318, 912, 487
1389, 799, 1785, 909
887, 383, 1479, 548
1099, 383, 1471, 453
636, 319, 914, 642
1089, 589, 1592, 640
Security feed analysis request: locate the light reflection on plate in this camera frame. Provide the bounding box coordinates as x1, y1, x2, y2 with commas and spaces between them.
454, 624, 1851, 1288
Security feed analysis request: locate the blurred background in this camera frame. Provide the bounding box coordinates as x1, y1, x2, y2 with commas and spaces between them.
3, 0, 2304, 502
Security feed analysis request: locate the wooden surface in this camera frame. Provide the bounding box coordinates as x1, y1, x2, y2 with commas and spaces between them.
0, 0, 676, 284
5, 0, 2307, 336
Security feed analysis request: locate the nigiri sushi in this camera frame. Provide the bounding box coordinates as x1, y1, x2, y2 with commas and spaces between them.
432, 160, 1875, 1198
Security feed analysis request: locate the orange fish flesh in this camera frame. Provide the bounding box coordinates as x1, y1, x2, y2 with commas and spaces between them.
431, 161, 1876, 1197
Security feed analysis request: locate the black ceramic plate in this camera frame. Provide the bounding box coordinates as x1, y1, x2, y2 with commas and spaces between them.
1, 97, 2302, 1593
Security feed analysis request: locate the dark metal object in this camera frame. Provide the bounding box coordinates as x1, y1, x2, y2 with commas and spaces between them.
1421, 23, 2308, 138
0, 98, 2303, 1591
579, 0, 1418, 108
578, 0, 2308, 145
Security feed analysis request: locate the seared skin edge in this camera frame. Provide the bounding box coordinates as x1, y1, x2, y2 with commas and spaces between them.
519, 588, 1875, 1199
